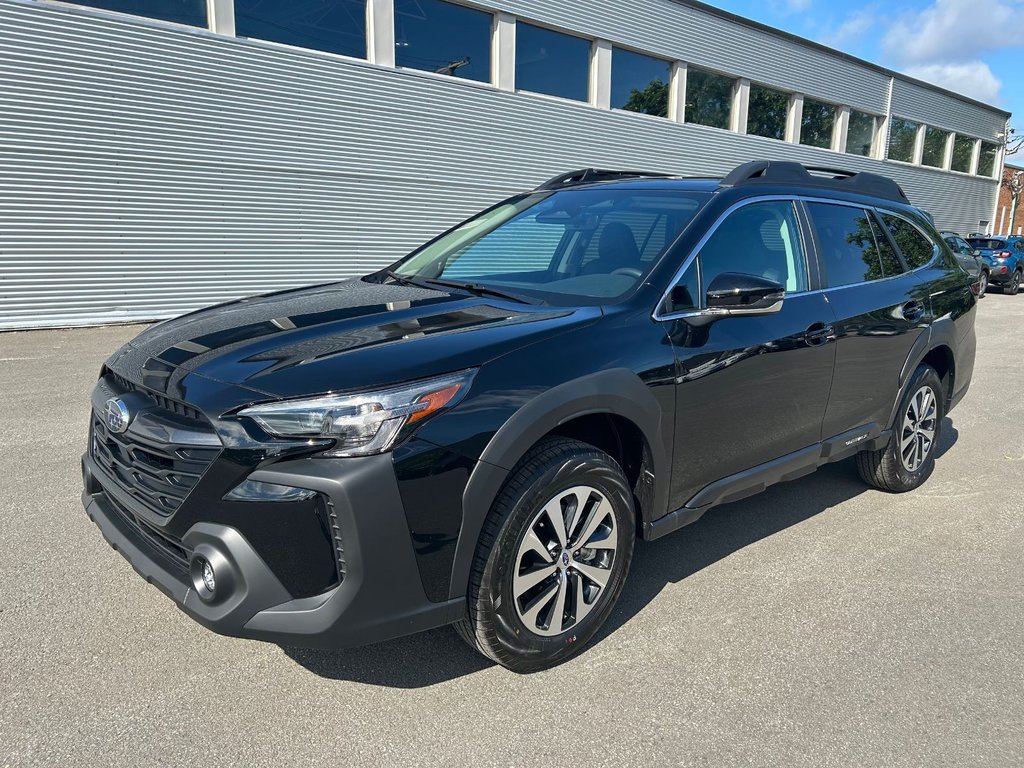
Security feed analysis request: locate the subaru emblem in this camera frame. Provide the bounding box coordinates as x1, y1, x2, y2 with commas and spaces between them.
104, 398, 131, 434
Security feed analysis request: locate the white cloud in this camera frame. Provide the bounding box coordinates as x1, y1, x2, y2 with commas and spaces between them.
904, 61, 1003, 103
785, 0, 813, 11
882, 0, 1023, 64
879, 0, 1023, 103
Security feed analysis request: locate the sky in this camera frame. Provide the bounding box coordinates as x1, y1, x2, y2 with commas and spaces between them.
703, 0, 1023, 122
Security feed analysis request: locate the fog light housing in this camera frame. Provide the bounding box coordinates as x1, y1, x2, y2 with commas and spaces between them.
202, 560, 216, 593
191, 555, 219, 602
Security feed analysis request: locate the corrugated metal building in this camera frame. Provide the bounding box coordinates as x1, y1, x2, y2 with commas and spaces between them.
0, 0, 1011, 329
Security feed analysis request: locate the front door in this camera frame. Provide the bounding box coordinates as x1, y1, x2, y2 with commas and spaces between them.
661, 199, 837, 510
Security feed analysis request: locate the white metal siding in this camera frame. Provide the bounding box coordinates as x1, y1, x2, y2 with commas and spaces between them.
493, 0, 890, 114
0, 0, 1004, 329
892, 77, 1007, 139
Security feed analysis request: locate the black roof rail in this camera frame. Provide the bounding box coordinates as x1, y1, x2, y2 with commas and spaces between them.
719, 160, 910, 204
535, 168, 675, 191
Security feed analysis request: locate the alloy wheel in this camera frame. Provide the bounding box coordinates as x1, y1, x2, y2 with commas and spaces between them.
512, 485, 618, 637
900, 385, 938, 472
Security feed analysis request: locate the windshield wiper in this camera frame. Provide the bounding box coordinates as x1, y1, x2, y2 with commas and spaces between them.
381, 269, 430, 288
421, 278, 542, 305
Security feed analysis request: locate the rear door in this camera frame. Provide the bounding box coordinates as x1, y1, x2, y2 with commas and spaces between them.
805, 202, 929, 438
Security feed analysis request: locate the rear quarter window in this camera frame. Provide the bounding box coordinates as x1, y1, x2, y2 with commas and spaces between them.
880, 214, 936, 269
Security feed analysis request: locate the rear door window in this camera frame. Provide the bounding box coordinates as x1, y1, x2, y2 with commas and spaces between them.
879, 214, 937, 269
807, 203, 890, 287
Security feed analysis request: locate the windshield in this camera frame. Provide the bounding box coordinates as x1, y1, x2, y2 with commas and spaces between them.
968, 239, 1006, 250
392, 189, 710, 304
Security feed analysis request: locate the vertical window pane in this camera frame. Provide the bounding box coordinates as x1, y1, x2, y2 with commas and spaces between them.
977, 142, 999, 177
868, 215, 905, 276
394, 0, 492, 82
611, 48, 671, 117
236, 0, 367, 58
888, 118, 920, 163
921, 127, 950, 168
747, 84, 788, 141
70, 0, 206, 26
699, 202, 808, 294
515, 23, 590, 102
800, 99, 835, 149
951, 135, 975, 173
881, 214, 936, 268
846, 111, 876, 156
684, 68, 734, 130
806, 203, 885, 286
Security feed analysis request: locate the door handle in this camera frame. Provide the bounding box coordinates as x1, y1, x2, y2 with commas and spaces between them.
804, 321, 835, 346
902, 300, 925, 322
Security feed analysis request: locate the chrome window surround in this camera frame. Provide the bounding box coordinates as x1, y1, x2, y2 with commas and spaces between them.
653, 194, 940, 322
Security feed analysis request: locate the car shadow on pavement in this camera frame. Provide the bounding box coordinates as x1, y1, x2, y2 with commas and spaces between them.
283, 419, 958, 687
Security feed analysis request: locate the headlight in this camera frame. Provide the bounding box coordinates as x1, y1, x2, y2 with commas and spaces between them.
238, 369, 476, 457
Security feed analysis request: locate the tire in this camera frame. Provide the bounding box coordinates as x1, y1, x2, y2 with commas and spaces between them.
978, 270, 988, 297
856, 365, 944, 493
1005, 270, 1022, 295
455, 437, 635, 673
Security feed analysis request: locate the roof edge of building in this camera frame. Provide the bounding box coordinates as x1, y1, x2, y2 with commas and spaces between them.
674, 0, 1012, 120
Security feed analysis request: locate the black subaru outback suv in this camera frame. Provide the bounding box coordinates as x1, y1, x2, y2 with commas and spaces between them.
82, 161, 977, 672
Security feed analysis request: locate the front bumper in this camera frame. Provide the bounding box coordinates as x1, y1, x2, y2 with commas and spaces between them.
82, 452, 464, 649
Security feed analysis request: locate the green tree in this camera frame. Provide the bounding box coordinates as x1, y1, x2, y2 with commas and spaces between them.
624, 79, 669, 118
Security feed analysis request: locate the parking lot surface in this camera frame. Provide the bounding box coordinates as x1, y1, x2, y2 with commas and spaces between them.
2, 295, 1022, 767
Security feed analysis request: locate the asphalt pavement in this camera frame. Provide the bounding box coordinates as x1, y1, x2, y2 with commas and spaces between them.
1, 295, 1022, 767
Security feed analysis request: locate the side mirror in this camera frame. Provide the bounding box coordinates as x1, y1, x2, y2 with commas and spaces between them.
706, 272, 785, 313
972, 250, 982, 257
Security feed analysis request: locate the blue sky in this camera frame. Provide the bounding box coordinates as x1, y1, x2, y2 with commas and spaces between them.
704, 0, 1022, 121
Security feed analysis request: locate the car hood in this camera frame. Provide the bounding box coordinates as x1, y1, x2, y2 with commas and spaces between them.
104, 279, 599, 408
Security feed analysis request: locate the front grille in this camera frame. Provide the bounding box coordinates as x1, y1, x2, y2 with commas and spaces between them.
90, 387, 221, 517
104, 492, 192, 575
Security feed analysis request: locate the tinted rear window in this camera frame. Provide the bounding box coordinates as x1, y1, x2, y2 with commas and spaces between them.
807, 203, 887, 287
968, 239, 1006, 250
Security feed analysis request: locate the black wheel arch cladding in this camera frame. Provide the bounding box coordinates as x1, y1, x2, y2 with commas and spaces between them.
448, 368, 666, 601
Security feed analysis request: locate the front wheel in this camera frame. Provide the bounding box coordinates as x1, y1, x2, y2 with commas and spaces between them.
456, 437, 635, 673
856, 365, 944, 492
978, 270, 988, 297
1005, 270, 1022, 295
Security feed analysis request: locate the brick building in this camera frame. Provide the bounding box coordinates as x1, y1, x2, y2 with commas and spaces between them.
995, 162, 1024, 236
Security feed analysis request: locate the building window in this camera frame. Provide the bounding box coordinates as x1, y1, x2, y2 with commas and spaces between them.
746, 84, 788, 141
515, 23, 591, 102
68, 0, 207, 26
611, 48, 671, 117
394, 0, 491, 82
236, 0, 367, 59
800, 98, 835, 149
846, 110, 876, 156
951, 135, 975, 173
921, 127, 950, 168
977, 142, 999, 177
888, 118, 919, 163
684, 67, 734, 130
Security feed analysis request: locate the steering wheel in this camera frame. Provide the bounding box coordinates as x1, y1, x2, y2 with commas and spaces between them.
610, 267, 643, 279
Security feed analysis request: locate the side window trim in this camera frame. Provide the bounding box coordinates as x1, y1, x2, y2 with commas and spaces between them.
653, 194, 939, 320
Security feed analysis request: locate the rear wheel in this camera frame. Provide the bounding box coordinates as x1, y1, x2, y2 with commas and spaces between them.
455, 437, 635, 673
978, 270, 988, 297
1005, 270, 1022, 295
856, 365, 944, 493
